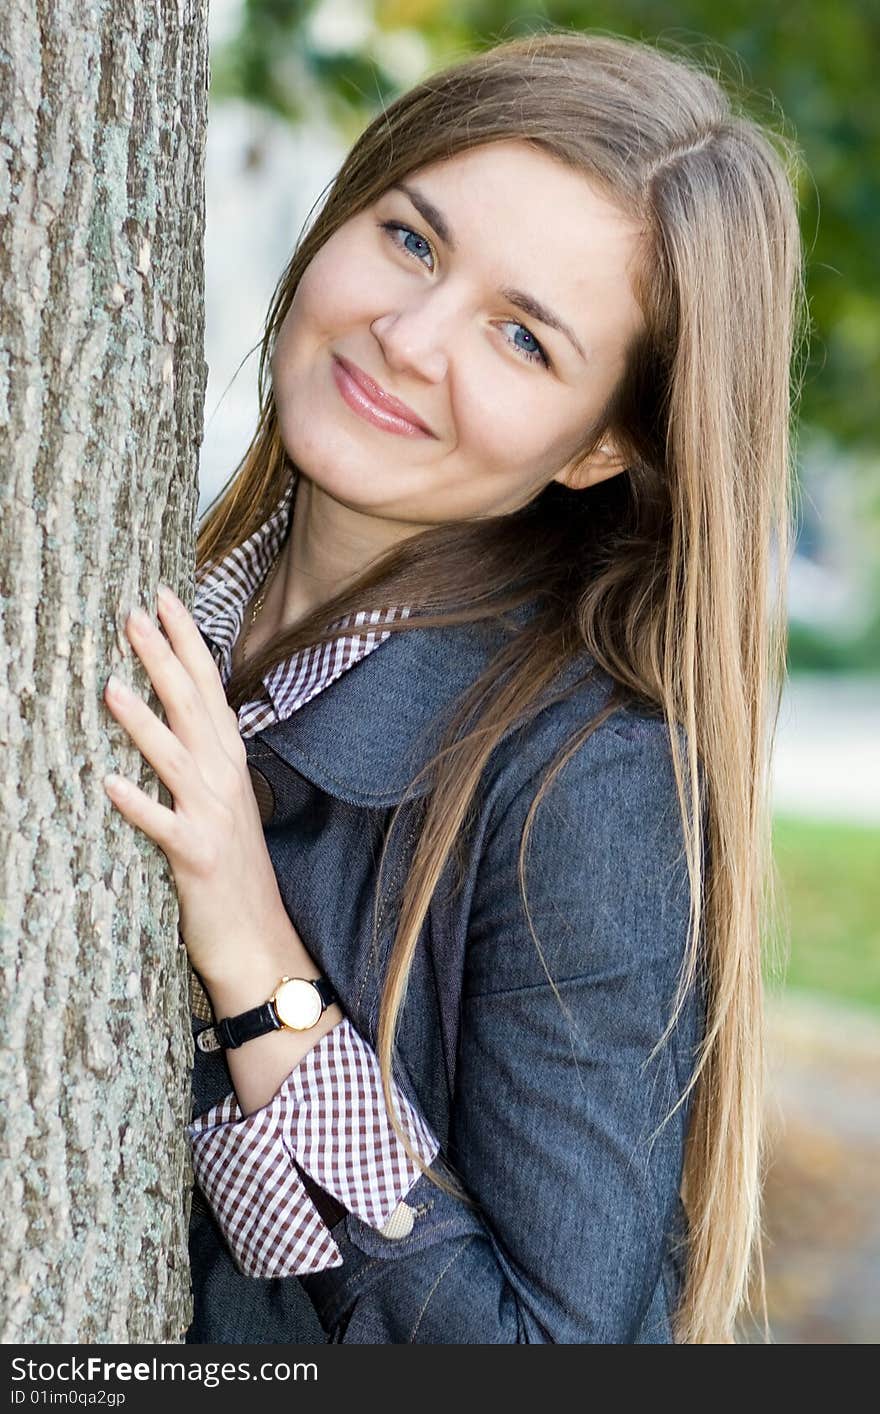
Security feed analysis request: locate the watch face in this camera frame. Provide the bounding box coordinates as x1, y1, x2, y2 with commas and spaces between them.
274, 978, 323, 1031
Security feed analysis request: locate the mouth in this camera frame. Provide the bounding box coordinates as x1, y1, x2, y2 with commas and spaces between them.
332, 354, 435, 439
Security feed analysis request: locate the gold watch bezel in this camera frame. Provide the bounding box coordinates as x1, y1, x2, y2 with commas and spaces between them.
271, 975, 324, 1032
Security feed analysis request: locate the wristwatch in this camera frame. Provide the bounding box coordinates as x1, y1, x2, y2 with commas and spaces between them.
196, 975, 339, 1053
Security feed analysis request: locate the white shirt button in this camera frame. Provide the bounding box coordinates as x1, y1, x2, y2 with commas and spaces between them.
379, 1201, 416, 1239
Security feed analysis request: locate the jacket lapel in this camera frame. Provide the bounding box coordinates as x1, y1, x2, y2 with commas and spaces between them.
249, 596, 549, 808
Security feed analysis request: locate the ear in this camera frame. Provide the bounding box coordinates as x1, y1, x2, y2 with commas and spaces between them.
551, 439, 629, 492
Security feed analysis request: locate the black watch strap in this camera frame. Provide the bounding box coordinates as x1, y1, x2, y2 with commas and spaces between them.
202, 975, 340, 1053
310, 975, 339, 1010
215, 1001, 281, 1051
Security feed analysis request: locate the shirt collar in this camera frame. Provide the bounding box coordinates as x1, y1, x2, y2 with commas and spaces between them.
249, 593, 592, 808
195, 474, 296, 688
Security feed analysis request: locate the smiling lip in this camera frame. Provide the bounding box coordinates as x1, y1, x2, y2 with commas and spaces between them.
332, 355, 435, 438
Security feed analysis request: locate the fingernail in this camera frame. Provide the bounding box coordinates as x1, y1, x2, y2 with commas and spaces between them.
157, 582, 179, 612
129, 606, 152, 631
106, 672, 132, 700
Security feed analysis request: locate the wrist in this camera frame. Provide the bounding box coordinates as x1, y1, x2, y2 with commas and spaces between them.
201, 945, 346, 1117
200, 924, 321, 1020
222, 999, 345, 1117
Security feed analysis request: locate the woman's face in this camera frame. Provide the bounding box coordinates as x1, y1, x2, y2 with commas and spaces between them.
270, 139, 646, 526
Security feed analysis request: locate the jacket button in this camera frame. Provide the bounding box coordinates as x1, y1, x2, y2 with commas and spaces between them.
379, 1201, 416, 1239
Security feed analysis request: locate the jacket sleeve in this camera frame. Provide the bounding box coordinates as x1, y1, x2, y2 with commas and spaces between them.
313, 714, 707, 1343
185, 1016, 441, 1279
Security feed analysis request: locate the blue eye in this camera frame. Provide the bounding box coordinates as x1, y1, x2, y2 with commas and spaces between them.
498, 322, 547, 366
377, 220, 550, 369
380, 220, 434, 267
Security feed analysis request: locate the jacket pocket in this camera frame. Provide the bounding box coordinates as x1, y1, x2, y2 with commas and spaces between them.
343, 1164, 489, 1262
298, 1171, 491, 1342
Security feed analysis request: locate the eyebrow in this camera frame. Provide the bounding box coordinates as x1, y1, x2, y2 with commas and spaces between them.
389, 181, 589, 363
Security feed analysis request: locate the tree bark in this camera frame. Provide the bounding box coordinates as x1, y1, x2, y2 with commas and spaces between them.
0, 0, 209, 1341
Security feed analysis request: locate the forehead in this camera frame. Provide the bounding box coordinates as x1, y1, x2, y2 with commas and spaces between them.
391, 140, 647, 361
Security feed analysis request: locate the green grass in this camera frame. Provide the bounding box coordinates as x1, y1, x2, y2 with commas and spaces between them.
766, 814, 880, 1012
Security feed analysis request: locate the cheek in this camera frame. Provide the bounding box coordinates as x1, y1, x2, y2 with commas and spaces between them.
452, 378, 570, 481
292, 239, 380, 337
269, 256, 360, 386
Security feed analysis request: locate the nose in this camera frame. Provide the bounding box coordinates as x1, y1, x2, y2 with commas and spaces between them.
370, 294, 450, 384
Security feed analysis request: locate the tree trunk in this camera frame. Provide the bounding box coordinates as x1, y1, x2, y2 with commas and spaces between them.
0, 0, 209, 1342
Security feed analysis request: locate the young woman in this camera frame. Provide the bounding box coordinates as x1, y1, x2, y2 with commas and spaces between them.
101, 31, 807, 1343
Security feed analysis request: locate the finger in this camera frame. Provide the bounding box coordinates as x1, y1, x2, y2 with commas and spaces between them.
104, 671, 208, 805
123, 602, 232, 771
154, 585, 244, 758
103, 771, 182, 859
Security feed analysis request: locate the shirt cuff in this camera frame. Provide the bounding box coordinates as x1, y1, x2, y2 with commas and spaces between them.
187, 1017, 441, 1278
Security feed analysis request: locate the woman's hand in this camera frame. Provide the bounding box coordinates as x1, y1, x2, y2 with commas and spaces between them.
101, 582, 298, 988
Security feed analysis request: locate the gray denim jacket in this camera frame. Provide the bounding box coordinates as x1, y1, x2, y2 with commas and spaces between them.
188, 598, 706, 1344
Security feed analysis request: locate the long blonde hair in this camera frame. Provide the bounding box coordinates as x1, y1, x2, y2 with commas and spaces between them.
197, 30, 809, 1342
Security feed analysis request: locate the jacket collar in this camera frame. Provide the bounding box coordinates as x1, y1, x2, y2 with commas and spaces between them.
249, 595, 589, 807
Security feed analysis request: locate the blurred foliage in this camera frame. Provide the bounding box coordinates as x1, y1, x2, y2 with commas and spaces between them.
209, 0, 404, 126
787, 615, 880, 672
211, 0, 880, 453
770, 814, 880, 1011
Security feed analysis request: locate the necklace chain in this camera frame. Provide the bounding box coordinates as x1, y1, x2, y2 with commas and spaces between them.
239, 555, 281, 664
